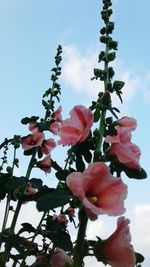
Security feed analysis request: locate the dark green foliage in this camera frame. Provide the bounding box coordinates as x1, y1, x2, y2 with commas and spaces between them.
41, 230, 73, 252
18, 223, 36, 235
36, 188, 72, 212
21, 116, 39, 125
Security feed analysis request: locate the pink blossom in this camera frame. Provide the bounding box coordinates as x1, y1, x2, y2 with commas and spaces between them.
48, 106, 62, 135
116, 116, 137, 131
66, 162, 127, 220
41, 138, 56, 155
37, 155, 51, 173
66, 207, 75, 218
105, 127, 132, 145
49, 121, 60, 135
105, 116, 141, 169
28, 122, 39, 133
50, 248, 73, 267
53, 214, 68, 226
108, 142, 141, 169
97, 217, 136, 267
58, 105, 93, 145
21, 132, 44, 150
52, 106, 62, 123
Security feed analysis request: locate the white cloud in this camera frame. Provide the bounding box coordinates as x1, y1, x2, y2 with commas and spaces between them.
131, 204, 150, 267
86, 219, 104, 240
62, 45, 102, 105
62, 44, 150, 111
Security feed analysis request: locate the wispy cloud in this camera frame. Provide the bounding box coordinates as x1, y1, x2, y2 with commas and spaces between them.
62, 45, 150, 111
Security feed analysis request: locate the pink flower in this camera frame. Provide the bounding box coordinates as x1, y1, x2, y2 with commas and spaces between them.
66, 162, 127, 220
107, 142, 141, 169
48, 106, 62, 135
105, 127, 132, 145
53, 214, 68, 226
105, 116, 141, 169
21, 132, 44, 150
66, 207, 75, 218
116, 116, 137, 131
49, 121, 60, 135
37, 155, 51, 173
58, 105, 93, 145
41, 138, 57, 155
52, 106, 62, 123
50, 248, 73, 267
96, 217, 136, 267
28, 122, 40, 133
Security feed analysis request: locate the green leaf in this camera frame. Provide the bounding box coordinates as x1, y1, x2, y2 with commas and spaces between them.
135, 252, 145, 264
18, 223, 36, 235
76, 154, 85, 172
123, 166, 147, 179
107, 52, 116, 61
56, 169, 70, 181
83, 150, 92, 163
36, 189, 72, 212
94, 109, 101, 122
5, 176, 25, 190
30, 178, 43, 190
113, 80, 125, 91
42, 230, 73, 252
46, 215, 65, 232
21, 116, 39, 125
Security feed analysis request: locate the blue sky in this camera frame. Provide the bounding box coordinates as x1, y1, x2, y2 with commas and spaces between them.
0, 1, 150, 266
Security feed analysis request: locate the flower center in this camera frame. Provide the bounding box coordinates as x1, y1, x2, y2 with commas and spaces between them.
29, 141, 36, 145
88, 196, 98, 204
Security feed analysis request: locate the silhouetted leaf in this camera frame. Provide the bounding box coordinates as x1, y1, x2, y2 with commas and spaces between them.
36, 189, 72, 212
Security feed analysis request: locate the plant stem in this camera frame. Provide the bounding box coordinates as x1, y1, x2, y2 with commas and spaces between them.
73, 209, 88, 267
20, 211, 47, 267
0, 148, 17, 248
10, 153, 36, 233
93, 17, 110, 162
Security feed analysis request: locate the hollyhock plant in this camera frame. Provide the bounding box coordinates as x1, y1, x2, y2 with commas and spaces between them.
21, 132, 44, 150
41, 138, 57, 155
58, 105, 93, 145
95, 217, 136, 267
37, 155, 51, 173
0, 2, 147, 267
66, 162, 127, 220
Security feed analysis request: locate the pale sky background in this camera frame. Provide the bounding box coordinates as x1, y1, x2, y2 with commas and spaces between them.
0, 0, 150, 266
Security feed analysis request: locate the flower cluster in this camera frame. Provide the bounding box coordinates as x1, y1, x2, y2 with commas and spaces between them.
105, 116, 141, 169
